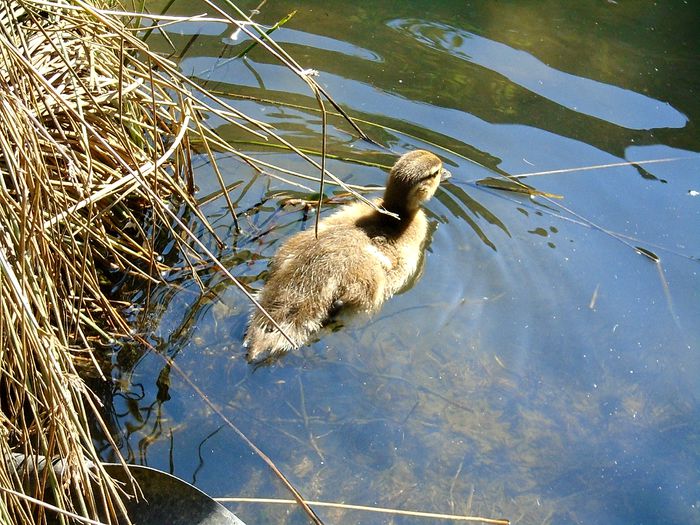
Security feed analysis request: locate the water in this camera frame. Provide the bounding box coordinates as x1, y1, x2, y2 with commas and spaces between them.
103, 2, 700, 523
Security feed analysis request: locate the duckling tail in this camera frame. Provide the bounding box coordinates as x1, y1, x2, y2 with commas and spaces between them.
244, 307, 324, 363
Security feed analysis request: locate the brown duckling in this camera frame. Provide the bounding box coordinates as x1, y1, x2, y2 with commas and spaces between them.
244, 150, 450, 362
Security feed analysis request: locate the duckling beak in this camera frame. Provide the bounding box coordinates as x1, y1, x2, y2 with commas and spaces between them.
440, 168, 452, 182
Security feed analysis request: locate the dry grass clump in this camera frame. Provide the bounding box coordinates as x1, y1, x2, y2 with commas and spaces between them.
0, 0, 236, 522
0, 0, 376, 521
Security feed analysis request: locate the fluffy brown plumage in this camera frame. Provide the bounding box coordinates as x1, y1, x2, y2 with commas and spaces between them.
244, 150, 450, 362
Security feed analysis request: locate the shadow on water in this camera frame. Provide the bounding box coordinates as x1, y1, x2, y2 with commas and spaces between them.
436, 182, 509, 251
100, 1, 700, 524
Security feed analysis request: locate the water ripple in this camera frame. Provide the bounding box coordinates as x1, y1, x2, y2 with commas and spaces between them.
388, 18, 688, 130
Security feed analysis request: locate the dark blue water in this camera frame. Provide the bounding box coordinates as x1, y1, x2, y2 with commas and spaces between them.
105, 2, 700, 523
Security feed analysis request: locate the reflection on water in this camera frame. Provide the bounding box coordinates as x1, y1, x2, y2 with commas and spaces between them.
105, 1, 700, 524
389, 19, 688, 130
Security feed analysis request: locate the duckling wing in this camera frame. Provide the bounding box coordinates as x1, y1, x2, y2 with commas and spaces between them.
270, 226, 388, 313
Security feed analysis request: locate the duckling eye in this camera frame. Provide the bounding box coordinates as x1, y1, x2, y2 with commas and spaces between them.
417, 168, 442, 183
264, 325, 275, 333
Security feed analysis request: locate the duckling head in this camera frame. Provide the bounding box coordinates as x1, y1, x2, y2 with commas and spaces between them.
382, 150, 450, 216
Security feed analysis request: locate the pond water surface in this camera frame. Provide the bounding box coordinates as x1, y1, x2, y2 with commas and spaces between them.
104, 2, 700, 524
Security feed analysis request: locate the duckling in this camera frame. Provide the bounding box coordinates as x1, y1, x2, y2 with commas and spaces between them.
244, 150, 450, 362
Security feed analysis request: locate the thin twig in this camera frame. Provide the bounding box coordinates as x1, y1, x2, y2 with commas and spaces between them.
313, 83, 327, 238
151, 352, 325, 525
215, 497, 510, 524
510, 156, 700, 179
0, 486, 109, 525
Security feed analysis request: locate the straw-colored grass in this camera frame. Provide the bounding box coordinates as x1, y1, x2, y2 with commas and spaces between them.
0, 0, 379, 522
0, 0, 249, 522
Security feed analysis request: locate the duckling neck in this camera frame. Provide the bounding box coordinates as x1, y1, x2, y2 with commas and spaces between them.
376, 200, 421, 237
381, 195, 419, 223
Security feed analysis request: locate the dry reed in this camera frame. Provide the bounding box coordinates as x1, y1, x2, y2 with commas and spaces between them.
0, 0, 254, 523
0, 0, 381, 522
